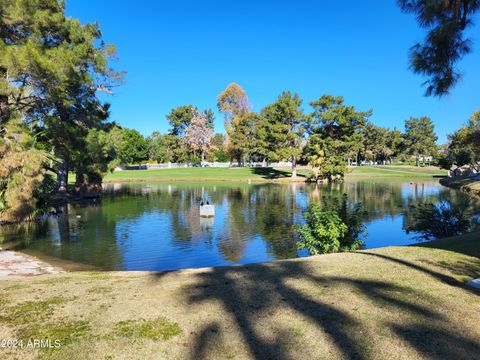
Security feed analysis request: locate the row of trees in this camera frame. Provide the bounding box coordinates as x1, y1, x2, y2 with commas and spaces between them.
114, 83, 439, 183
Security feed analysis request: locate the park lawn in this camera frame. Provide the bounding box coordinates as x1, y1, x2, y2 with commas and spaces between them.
0, 233, 479, 359
101, 166, 446, 184
347, 165, 447, 178
103, 167, 311, 183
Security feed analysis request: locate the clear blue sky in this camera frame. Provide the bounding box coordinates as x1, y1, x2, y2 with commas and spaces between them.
67, 0, 480, 143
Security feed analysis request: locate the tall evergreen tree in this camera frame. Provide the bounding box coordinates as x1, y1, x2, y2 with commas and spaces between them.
404, 117, 438, 166
228, 112, 262, 165
261, 91, 308, 178
0, 0, 122, 194
305, 95, 371, 182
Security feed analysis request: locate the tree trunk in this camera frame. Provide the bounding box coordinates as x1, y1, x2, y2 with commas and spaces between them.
291, 156, 297, 178
415, 155, 420, 167
57, 158, 68, 194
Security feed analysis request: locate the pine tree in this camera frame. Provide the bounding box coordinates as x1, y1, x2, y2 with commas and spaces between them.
404, 117, 438, 166
261, 91, 308, 178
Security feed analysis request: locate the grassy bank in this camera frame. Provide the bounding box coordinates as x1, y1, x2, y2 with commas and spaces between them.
103, 167, 309, 183
0, 233, 479, 359
347, 165, 446, 178
440, 176, 480, 198
102, 166, 446, 183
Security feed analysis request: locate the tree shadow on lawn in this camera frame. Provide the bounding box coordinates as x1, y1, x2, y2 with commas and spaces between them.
152, 258, 480, 359
359, 252, 480, 295
249, 167, 301, 180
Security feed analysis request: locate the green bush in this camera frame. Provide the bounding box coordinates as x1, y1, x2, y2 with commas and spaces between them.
295, 205, 348, 254
296, 194, 366, 255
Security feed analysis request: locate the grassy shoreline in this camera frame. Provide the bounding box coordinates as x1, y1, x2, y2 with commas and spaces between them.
0, 233, 478, 359
102, 166, 447, 183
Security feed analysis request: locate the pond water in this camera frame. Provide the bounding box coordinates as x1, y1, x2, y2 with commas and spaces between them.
0, 180, 478, 271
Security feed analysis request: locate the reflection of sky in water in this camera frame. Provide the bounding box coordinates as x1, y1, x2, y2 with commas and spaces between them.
1, 181, 477, 271
401, 182, 441, 199
364, 216, 419, 249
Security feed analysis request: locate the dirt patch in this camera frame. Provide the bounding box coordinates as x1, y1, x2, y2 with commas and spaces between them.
0, 251, 63, 279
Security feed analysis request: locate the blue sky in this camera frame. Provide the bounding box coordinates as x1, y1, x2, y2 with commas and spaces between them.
67, 0, 480, 143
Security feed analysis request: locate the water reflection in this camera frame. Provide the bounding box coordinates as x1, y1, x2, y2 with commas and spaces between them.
0, 181, 478, 271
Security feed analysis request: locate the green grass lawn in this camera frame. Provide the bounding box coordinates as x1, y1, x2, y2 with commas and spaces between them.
103, 167, 310, 183
101, 165, 446, 183
347, 165, 447, 178
0, 233, 478, 359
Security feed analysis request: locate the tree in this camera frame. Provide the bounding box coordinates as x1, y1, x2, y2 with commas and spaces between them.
441, 110, 480, 171
208, 133, 229, 162
295, 204, 348, 255
0, 120, 49, 222
166, 105, 215, 162
147, 131, 173, 163
167, 105, 198, 136
362, 122, 393, 164
74, 127, 120, 195
295, 194, 365, 255
261, 91, 309, 178
217, 83, 250, 132
184, 111, 214, 162
305, 95, 370, 181
398, 0, 480, 96
403, 117, 438, 166
387, 128, 406, 161
0, 0, 122, 194
116, 128, 148, 165
303, 134, 347, 182
228, 112, 263, 165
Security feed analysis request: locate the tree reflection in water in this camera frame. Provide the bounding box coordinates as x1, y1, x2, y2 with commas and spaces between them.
0, 181, 477, 271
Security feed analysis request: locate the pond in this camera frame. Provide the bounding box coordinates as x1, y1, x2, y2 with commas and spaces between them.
0, 180, 478, 271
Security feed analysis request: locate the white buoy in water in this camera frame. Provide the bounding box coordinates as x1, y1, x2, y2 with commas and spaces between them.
200, 204, 215, 217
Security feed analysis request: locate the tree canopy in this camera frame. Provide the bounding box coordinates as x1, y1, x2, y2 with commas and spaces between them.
305, 95, 371, 182
261, 91, 309, 177
404, 117, 438, 166
398, 0, 480, 96
217, 83, 250, 132
0, 0, 122, 220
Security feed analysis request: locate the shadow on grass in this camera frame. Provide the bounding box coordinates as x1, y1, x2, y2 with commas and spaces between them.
359, 252, 480, 295
152, 258, 480, 359
249, 167, 299, 180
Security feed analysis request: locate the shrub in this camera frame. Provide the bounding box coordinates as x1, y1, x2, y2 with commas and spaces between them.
295, 205, 348, 255
296, 194, 366, 255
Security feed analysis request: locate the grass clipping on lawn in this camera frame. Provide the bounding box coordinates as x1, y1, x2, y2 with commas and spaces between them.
0, 233, 479, 360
